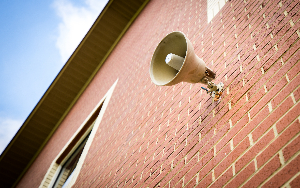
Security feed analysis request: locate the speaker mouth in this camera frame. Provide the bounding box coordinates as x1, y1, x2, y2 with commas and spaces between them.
150, 31, 187, 86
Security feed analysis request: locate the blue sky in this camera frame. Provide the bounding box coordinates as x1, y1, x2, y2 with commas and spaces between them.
0, 0, 108, 154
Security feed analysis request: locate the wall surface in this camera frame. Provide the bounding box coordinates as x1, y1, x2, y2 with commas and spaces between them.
18, 0, 300, 187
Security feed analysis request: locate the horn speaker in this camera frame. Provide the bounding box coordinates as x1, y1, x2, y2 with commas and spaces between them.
150, 31, 216, 86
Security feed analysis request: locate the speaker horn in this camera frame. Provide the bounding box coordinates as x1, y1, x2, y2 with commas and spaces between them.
150, 31, 215, 86
149, 31, 224, 101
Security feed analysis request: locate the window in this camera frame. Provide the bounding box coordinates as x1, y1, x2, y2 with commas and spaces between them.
40, 79, 118, 188
207, 0, 227, 23
52, 132, 91, 188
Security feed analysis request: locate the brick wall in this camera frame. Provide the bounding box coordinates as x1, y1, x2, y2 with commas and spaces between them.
17, 0, 300, 187
73, 0, 300, 187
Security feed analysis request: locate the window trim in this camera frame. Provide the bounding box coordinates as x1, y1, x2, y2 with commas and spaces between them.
39, 79, 118, 188
53, 131, 91, 187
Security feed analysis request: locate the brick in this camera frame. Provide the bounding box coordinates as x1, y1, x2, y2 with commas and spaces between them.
231, 98, 252, 124
262, 154, 300, 188
224, 161, 255, 188
161, 148, 213, 187
216, 115, 248, 153
196, 171, 212, 188
250, 74, 287, 116
262, 61, 282, 90
186, 131, 214, 163
276, 100, 300, 133
248, 88, 270, 117
272, 71, 300, 109
235, 129, 274, 173
244, 73, 263, 99
290, 174, 300, 188
185, 174, 197, 188
243, 155, 281, 188
213, 142, 231, 168
215, 138, 250, 178
252, 97, 294, 142
197, 149, 215, 174
281, 34, 300, 64
233, 106, 269, 147
282, 134, 300, 161
183, 159, 199, 186
257, 120, 300, 168
210, 166, 233, 188
294, 86, 300, 102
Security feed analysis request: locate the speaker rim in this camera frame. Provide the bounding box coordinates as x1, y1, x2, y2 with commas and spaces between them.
149, 31, 188, 86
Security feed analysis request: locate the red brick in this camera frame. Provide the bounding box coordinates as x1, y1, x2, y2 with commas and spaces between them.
235, 129, 274, 173
250, 88, 270, 116
197, 148, 215, 174
263, 61, 283, 90
272, 70, 300, 109
294, 86, 300, 102
280, 33, 300, 60
231, 98, 252, 124
252, 97, 294, 142
215, 138, 250, 178
183, 159, 199, 185
162, 147, 213, 187
288, 53, 300, 77
233, 106, 269, 147
210, 166, 233, 188
244, 73, 263, 99
224, 161, 255, 188
173, 178, 184, 188
170, 164, 190, 186
250, 77, 287, 117
213, 142, 231, 168
244, 155, 281, 188
216, 115, 248, 153
290, 173, 300, 188
262, 154, 300, 188
276, 101, 300, 133
185, 174, 197, 188
188, 130, 212, 154
257, 120, 300, 168
283, 134, 300, 161
195, 171, 212, 188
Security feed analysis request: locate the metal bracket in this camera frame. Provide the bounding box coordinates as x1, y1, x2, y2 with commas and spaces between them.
201, 81, 224, 102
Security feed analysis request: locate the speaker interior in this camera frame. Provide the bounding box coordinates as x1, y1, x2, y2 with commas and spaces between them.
150, 32, 187, 86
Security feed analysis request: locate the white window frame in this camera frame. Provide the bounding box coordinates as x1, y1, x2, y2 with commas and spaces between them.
207, 0, 228, 23
39, 79, 118, 188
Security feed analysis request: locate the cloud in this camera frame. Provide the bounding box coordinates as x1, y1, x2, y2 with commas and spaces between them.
0, 117, 22, 155
53, 0, 108, 63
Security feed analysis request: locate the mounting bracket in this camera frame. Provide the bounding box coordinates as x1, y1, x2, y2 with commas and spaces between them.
201, 82, 224, 102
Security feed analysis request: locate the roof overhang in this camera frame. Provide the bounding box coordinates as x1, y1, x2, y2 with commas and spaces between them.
0, 0, 149, 187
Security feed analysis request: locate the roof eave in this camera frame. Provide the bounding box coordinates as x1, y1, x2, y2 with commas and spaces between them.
0, 0, 150, 187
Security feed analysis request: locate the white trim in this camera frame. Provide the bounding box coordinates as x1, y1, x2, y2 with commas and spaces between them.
207, 0, 227, 23
48, 165, 61, 188
39, 79, 118, 188
66, 79, 118, 188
